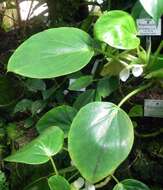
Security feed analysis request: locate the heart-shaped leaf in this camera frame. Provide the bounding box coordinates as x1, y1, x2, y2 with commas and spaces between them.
94, 11, 140, 49
139, 0, 163, 21
36, 105, 77, 136
113, 179, 150, 190
68, 102, 134, 183
48, 175, 70, 190
5, 126, 64, 164
8, 27, 94, 79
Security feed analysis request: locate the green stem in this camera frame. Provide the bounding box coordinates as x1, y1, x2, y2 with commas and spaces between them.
95, 176, 111, 188
23, 166, 76, 189
151, 40, 163, 65
67, 171, 79, 181
118, 82, 153, 107
59, 166, 76, 174
49, 156, 58, 175
135, 128, 163, 138
111, 175, 119, 184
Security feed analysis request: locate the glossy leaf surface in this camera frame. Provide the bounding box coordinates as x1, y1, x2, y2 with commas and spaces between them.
94, 11, 140, 49
68, 102, 134, 183
113, 179, 150, 190
5, 126, 64, 164
8, 27, 94, 79
36, 105, 77, 136
68, 75, 93, 91
139, 0, 163, 21
48, 175, 70, 190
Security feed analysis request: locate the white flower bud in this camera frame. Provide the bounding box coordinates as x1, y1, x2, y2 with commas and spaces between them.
85, 182, 95, 190
132, 65, 143, 77
97, 0, 103, 4
73, 177, 85, 189
119, 68, 130, 82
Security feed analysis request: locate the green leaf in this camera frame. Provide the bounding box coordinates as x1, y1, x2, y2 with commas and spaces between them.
146, 55, 163, 78
14, 99, 33, 113
129, 105, 143, 117
94, 11, 140, 50
113, 179, 150, 190
68, 102, 134, 183
36, 105, 77, 137
5, 126, 64, 164
97, 77, 119, 98
48, 175, 70, 190
101, 60, 125, 76
8, 27, 94, 79
132, 1, 150, 19
146, 68, 163, 78
68, 75, 93, 91
25, 79, 46, 92
139, 0, 163, 21
73, 89, 96, 110
31, 100, 46, 115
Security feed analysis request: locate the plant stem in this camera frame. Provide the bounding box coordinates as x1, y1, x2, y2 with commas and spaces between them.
135, 128, 163, 138
151, 40, 163, 65
95, 176, 111, 188
154, 40, 163, 57
67, 171, 79, 181
118, 82, 153, 107
49, 156, 58, 175
111, 174, 119, 184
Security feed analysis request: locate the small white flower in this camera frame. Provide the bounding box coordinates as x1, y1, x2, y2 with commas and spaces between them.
132, 64, 143, 77
84, 182, 95, 190
63, 90, 69, 95
97, 0, 103, 4
73, 177, 85, 189
119, 68, 130, 82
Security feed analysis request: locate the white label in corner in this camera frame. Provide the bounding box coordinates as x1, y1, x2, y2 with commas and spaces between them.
137, 18, 161, 36
144, 99, 163, 118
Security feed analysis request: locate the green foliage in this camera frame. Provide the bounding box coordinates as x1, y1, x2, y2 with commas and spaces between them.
97, 76, 119, 98
113, 179, 150, 190
5, 126, 64, 164
48, 175, 70, 190
7, 27, 94, 79
14, 99, 33, 113
68, 75, 93, 91
139, 0, 163, 21
3, 5, 162, 190
68, 102, 134, 183
0, 170, 9, 190
73, 89, 96, 110
25, 79, 46, 92
129, 105, 143, 117
36, 105, 77, 136
94, 11, 140, 49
